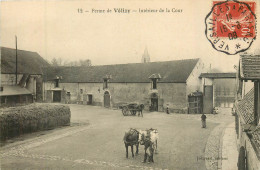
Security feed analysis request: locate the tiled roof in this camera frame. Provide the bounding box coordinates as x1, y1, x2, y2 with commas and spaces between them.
0, 85, 32, 96
43, 58, 200, 83
1, 47, 49, 75
237, 88, 254, 124
240, 55, 260, 80
199, 72, 236, 78
252, 126, 260, 150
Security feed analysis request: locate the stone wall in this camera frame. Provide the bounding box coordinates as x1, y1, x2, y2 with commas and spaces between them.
45, 90, 66, 103
44, 82, 188, 112
238, 122, 260, 170
157, 83, 187, 111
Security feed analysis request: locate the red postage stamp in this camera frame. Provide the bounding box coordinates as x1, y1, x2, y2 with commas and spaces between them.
205, 0, 257, 55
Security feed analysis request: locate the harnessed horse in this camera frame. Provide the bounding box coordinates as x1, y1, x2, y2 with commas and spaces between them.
123, 128, 139, 158
137, 104, 144, 117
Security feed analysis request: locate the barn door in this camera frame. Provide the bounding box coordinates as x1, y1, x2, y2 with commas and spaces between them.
53, 91, 61, 102
88, 95, 93, 105
104, 91, 110, 108
151, 98, 158, 111
203, 85, 213, 113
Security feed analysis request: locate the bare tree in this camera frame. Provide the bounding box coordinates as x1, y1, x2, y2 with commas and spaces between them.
57, 57, 63, 66
80, 59, 92, 66
51, 58, 58, 66
50, 57, 92, 66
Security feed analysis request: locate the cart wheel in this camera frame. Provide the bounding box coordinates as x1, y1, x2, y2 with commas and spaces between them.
122, 107, 128, 116
130, 110, 136, 115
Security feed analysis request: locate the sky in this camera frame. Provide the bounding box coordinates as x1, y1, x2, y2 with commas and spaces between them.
1, 0, 259, 72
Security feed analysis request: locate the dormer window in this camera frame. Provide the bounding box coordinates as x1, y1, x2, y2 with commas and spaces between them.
54, 76, 62, 88
149, 73, 161, 90
152, 79, 157, 89
55, 79, 59, 88
103, 79, 108, 89
103, 74, 112, 90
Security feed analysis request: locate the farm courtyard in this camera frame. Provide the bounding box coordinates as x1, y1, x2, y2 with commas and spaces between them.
1, 105, 234, 170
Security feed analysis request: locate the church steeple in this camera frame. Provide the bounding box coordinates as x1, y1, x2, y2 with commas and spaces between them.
141, 47, 150, 63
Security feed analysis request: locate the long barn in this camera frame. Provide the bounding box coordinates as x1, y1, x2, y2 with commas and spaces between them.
43, 58, 206, 113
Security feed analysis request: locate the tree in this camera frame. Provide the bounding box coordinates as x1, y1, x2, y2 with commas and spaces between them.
57, 57, 63, 66
51, 58, 92, 67
51, 58, 58, 66
80, 59, 92, 66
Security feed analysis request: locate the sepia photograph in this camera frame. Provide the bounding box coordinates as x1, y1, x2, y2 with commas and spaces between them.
0, 0, 260, 169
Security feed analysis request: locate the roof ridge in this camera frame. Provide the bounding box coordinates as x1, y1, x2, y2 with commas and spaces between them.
44, 58, 200, 68
1, 46, 38, 54
43, 58, 200, 83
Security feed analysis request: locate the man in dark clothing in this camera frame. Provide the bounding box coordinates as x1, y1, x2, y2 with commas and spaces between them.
166, 105, 169, 114
201, 113, 207, 128
141, 133, 154, 163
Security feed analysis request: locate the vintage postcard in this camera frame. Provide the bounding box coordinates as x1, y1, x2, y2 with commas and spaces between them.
1, 0, 260, 169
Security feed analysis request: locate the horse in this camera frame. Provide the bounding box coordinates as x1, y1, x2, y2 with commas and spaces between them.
138, 128, 159, 163
123, 128, 139, 158
137, 104, 144, 117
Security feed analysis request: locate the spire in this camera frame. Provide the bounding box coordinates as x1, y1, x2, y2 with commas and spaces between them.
141, 47, 150, 63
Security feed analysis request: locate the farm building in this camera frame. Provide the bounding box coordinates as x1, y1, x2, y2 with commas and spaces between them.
0, 47, 49, 106
235, 55, 260, 170
199, 72, 236, 113
43, 58, 208, 113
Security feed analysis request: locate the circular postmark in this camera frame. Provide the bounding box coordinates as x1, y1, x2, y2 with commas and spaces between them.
205, 0, 257, 55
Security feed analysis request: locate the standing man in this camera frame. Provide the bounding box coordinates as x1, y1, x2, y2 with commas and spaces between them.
79, 89, 84, 104
201, 113, 207, 128
166, 104, 169, 114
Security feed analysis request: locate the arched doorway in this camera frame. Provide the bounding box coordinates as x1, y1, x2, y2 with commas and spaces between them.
104, 91, 110, 108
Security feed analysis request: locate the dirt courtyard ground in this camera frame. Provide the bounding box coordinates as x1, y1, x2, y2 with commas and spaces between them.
0, 105, 234, 170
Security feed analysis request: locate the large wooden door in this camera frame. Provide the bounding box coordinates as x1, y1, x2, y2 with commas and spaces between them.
203, 86, 213, 113
104, 91, 110, 107
88, 95, 93, 105
53, 91, 61, 102
151, 98, 158, 111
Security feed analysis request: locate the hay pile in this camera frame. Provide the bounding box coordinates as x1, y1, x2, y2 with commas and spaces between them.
0, 103, 70, 140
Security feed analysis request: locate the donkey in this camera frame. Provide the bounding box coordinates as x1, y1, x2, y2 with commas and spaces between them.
139, 128, 159, 163
123, 128, 139, 158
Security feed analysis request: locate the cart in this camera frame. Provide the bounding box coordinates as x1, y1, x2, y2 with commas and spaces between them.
119, 103, 144, 116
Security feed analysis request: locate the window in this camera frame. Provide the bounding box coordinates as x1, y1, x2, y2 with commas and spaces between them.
149, 74, 161, 89
152, 79, 157, 89
103, 79, 108, 89
55, 79, 59, 88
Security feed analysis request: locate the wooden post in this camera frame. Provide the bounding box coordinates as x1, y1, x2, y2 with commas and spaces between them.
254, 81, 259, 125
15, 36, 18, 85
